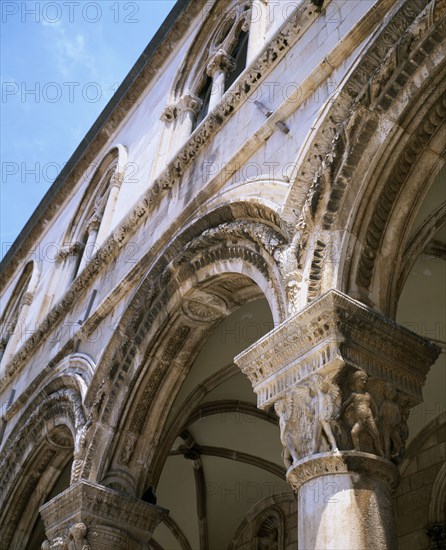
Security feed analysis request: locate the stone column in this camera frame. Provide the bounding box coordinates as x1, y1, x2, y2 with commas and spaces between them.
206, 50, 236, 111
95, 171, 124, 248
39, 480, 167, 549
177, 93, 203, 140
235, 289, 440, 550
78, 216, 101, 274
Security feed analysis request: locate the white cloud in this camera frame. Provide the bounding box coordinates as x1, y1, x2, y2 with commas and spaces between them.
42, 22, 97, 78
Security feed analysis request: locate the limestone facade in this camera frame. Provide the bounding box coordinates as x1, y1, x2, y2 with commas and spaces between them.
0, 0, 445, 548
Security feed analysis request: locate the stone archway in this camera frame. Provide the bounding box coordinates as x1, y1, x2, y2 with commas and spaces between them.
77, 202, 288, 491
278, 0, 446, 314
0, 391, 81, 549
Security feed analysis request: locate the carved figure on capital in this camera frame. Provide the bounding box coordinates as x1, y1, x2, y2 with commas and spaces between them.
309, 373, 341, 454
67, 522, 90, 550
378, 382, 405, 460
338, 369, 384, 456
274, 388, 313, 469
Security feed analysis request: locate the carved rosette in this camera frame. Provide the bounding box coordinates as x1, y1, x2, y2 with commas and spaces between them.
39, 480, 168, 550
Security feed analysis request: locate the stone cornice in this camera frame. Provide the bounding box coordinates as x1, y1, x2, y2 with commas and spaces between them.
234, 289, 440, 408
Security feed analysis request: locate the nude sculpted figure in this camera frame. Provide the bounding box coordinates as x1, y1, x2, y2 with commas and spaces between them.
310, 374, 339, 453
338, 369, 384, 456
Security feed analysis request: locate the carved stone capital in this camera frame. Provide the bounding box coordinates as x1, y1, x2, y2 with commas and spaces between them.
55, 242, 84, 264
235, 289, 440, 408
39, 480, 168, 550
178, 93, 203, 116
160, 103, 178, 123
22, 291, 34, 306
286, 451, 399, 493
235, 290, 440, 466
86, 215, 101, 233
206, 49, 236, 77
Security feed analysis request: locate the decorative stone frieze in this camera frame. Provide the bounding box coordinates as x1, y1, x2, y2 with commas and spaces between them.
39, 480, 167, 550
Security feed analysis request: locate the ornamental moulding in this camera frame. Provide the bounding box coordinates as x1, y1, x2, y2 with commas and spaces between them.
235, 289, 440, 409
286, 450, 400, 492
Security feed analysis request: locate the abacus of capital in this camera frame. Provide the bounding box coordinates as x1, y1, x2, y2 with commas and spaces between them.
235, 289, 440, 550
39, 480, 167, 550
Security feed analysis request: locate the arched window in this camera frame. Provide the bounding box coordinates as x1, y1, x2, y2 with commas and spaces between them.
159, 0, 255, 153
192, 11, 251, 130
57, 145, 127, 286
0, 261, 38, 366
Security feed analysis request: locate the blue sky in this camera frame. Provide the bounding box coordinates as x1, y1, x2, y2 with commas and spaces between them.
1, 0, 176, 259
